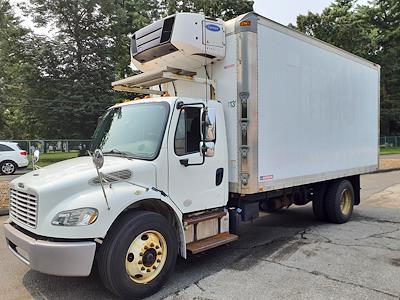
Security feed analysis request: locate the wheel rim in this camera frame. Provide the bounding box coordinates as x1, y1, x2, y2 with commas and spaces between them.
125, 230, 167, 284
2, 162, 15, 174
340, 188, 352, 215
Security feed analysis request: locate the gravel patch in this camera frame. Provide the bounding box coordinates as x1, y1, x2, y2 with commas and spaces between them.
379, 158, 400, 170
0, 182, 10, 209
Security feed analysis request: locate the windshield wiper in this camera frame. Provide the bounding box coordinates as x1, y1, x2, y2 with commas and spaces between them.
103, 149, 131, 157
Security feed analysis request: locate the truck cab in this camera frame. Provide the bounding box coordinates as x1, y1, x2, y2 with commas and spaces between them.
4, 97, 232, 299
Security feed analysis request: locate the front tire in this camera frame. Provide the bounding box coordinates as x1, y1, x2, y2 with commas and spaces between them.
325, 180, 354, 224
0, 161, 17, 175
97, 211, 177, 299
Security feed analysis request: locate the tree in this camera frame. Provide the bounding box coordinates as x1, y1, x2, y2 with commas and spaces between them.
0, 0, 39, 139
161, 0, 254, 20
21, 0, 117, 138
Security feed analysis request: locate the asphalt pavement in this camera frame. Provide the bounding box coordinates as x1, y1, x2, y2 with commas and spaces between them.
0, 169, 30, 182
0, 171, 399, 299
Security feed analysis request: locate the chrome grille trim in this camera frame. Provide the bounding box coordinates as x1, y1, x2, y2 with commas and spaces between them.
9, 189, 38, 228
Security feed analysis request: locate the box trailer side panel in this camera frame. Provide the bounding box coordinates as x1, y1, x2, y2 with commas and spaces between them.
257, 21, 380, 191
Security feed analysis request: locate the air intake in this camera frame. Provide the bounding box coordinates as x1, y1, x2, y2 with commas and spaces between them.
91, 170, 132, 184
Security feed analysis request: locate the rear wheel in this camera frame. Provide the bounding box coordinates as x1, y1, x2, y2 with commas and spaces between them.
312, 185, 327, 221
325, 180, 354, 224
0, 161, 17, 175
97, 211, 177, 299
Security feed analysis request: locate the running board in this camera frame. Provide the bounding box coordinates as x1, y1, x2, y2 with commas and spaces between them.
183, 210, 226, 225
186, 232, 238, 254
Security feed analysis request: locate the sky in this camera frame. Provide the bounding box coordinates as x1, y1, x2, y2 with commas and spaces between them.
11, 0, 371, 34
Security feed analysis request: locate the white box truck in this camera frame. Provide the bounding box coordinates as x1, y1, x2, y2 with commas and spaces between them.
4, 12, 380, 298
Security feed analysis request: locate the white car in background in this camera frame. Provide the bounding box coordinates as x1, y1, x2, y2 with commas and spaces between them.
0, 142, 29, 175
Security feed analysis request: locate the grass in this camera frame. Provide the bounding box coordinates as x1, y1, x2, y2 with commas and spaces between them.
28, 151, 79, 168
380, 147, 400, 155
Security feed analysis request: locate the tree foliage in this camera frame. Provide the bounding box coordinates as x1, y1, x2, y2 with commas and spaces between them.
0, 0, 39, 138
293, 0, 400, 135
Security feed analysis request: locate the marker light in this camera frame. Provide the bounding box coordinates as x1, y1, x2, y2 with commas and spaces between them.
240, 20, 251, 26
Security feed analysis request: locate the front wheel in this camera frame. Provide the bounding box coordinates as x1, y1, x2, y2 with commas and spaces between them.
97, 211, 177, 299
0, 161, 17, 175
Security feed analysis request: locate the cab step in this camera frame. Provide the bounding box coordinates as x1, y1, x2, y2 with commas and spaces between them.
187, 232, 238, 254
184, 210, 227, 225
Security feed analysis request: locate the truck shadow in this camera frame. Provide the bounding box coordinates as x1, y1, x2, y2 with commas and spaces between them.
22, 206, 319, 300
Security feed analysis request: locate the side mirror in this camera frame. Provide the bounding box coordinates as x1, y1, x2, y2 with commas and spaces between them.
200, 142, 215, 157
92, 149, 104, 170
201, 108, 216, 142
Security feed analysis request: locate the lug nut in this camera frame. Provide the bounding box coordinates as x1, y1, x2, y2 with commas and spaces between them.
157, 259, 161, 263
157, 251, 162, 255
127, 253, 134, 262
139, 252, 143, 256
147, 269, 151, 272
155, 245, 160, 249
152, 266, 156, 269
138, 260, 142, 265
141, 267, 145, 271
150, 243, 154, 247
144, 246, 148, 250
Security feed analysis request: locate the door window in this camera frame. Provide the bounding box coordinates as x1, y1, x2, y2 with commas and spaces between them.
175, 107, 201, 156
0, 144, 14, 152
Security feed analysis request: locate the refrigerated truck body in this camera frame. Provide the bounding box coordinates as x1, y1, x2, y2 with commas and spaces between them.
4, 12, 380, 298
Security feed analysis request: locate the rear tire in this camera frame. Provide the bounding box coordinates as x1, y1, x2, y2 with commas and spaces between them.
97, 210, 177, 299
325, 180, 354, 224
0, 161, 17, 175
312, 185, 327, 221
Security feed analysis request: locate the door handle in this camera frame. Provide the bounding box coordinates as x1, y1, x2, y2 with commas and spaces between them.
216, 168, 224, 186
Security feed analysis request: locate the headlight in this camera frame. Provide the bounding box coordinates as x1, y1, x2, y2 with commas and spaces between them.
52, 208, 98, 226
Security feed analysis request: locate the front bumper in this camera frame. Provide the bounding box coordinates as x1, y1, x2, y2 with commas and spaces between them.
4, 221, 96, 276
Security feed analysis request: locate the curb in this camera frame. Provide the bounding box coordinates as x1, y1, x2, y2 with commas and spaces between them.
0, 208, 9, 216
370, 167, 400, 174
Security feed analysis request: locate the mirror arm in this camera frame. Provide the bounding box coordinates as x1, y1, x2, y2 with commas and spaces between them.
179, 154, 205, 167
89, 149, 110, 210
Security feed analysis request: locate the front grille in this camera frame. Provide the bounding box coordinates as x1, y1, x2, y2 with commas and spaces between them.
9, 189, 38, 228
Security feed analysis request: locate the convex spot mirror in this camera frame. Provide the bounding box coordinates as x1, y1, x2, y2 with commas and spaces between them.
32, 150, 40, 163
200, 142, 215, 157
92, 149, 104, 170
201, 107, 216, 142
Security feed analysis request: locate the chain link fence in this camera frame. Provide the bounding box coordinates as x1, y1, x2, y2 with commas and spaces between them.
3, 140, 91, 155
380, 136, 400, 147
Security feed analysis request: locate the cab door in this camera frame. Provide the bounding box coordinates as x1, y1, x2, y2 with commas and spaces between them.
168, 101, 228, 213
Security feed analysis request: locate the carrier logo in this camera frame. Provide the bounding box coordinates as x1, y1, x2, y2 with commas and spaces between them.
205, 24, 221, 32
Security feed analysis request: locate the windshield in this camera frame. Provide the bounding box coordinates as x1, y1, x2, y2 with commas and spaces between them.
90, 102, 170, 160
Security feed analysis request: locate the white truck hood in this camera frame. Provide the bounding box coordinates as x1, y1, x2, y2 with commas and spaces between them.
11, 156, 156, 192
8, 156, 158, 237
